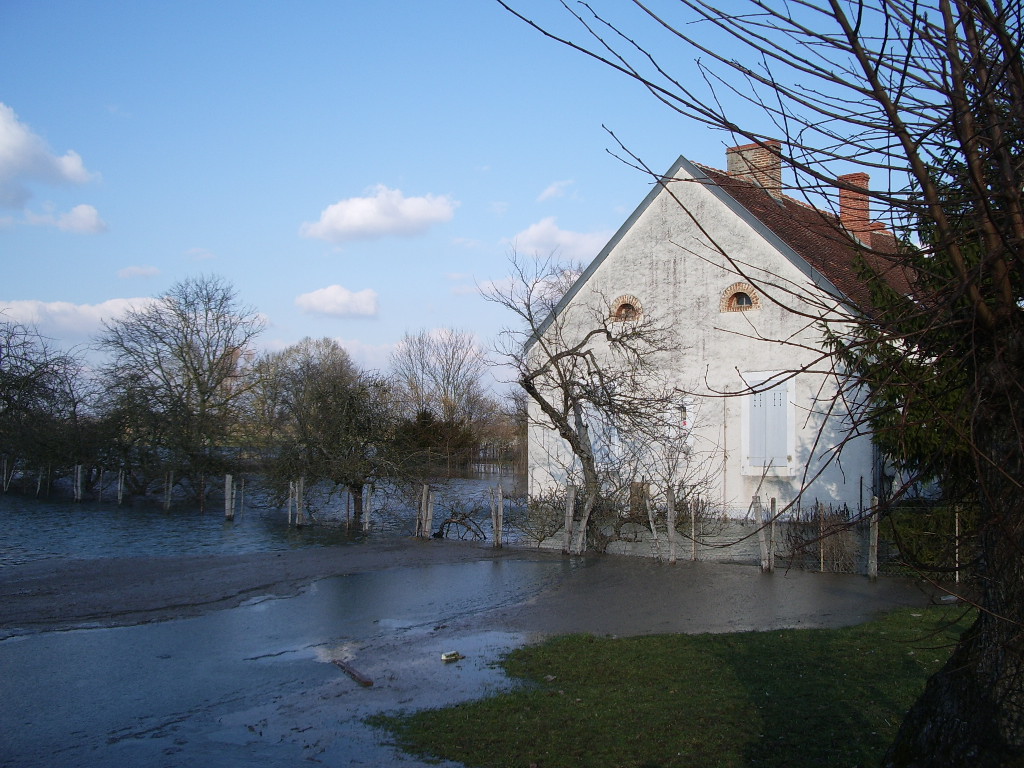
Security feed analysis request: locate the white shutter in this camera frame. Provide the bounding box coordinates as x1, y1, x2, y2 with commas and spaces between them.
764, 384, 788, 465
749, 390, 768, 465
747, 379, 789, 467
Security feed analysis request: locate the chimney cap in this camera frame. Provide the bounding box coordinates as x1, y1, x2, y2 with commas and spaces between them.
726, 140, 783, 198
838, 172, 874, 235
726, 138, 782, 153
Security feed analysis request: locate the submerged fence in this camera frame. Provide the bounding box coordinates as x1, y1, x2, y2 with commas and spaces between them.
2, 458, 969, 580
529, 488, 973, 581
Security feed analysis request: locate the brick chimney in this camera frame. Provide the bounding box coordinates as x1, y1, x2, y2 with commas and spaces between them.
726, 140, 783, 197
838, 172, 871, 235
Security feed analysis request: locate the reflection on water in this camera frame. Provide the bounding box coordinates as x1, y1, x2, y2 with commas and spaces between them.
0, 559, 562, 768
0, 471, 523, 567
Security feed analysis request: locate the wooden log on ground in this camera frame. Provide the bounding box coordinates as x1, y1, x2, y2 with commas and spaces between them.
332, 659, 373, 687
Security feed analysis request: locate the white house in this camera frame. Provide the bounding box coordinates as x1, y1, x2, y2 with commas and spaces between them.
526, 141, 904, 535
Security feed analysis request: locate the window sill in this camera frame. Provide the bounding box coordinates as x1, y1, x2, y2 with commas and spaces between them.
740, 464, 795, 478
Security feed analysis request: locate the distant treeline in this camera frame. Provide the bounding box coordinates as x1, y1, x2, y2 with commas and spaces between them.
1, 276, 525, 507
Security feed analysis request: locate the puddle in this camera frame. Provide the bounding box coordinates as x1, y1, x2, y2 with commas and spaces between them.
0, 560, 556, 767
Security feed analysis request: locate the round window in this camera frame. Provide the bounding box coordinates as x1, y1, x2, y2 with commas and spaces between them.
730, 292, 753, 309
615, 302, 638, 321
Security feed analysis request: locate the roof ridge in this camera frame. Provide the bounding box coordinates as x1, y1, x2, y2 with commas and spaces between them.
689, 157, 910, 308
694, 162, 897, 238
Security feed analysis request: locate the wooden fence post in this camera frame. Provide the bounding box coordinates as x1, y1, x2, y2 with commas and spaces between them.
562, 483, 576, 554
225, 474, 234, 520
643, 483, 662, 561
666, 484, 677, 565
818, 501, 825, 572
955, 505, 960, 585
753, 496, 770, 572
416, 484, 428, 537
492, 485, 499, 547
492, 484, 504, 548
868, 495, 879, 580
692, 498, 697, 561
769, 497, 776, 572
364, 485, 373, 531
163, 471, 173, 511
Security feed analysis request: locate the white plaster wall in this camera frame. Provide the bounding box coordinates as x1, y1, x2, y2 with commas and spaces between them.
526, 162, 875, 516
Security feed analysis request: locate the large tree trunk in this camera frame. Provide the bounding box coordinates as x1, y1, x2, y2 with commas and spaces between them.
883, 532, 1024, 766
884, 346, 1024, 766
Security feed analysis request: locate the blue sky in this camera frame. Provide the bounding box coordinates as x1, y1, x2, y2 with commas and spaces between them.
0, 1, 735, 380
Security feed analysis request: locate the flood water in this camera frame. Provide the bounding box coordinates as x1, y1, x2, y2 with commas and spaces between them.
0, 471, 548, 767
1, 558, 570, 767
0, 472, 520, 568
0, 470, 927, 767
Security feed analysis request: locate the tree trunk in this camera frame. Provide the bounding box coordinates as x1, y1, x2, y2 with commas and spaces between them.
567, 402, 600, 555
884, 351, 1024, 766
349, 482, 364, 521
883, 526, 1024, 766
569, 483, 597, 555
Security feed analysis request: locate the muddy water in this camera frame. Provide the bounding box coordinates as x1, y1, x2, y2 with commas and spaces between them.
0, 474, 517, 567
0, 551, 931, 767
0, 479, 930, 767
0, 558, 567, 767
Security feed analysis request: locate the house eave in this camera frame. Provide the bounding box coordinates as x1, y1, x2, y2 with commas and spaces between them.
525, 154, 855, 353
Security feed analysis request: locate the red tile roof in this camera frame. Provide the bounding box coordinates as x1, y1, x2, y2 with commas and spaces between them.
696, 165, 913, 311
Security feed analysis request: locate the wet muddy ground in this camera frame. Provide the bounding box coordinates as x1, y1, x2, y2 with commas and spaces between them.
0, 541, 933, 767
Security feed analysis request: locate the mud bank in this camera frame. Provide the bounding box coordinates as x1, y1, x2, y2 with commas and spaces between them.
0, 540, 533, 636
0, 540, 932, 639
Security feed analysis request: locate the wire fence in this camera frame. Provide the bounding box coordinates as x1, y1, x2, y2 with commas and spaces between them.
519, 489, 975, 581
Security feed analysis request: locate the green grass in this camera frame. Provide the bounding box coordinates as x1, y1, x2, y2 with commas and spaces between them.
369, 606, 971, 768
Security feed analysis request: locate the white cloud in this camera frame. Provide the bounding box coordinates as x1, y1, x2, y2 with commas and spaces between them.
299, 185, 458, 243
25, 203, 107, 233
61, 204, 106, 233
1, 297, 156, 346
295, 284, 379, 317
0, 102, 98, 209
537, 179, 575, 202
117, 265, 160, 279
508, 217, 612, 263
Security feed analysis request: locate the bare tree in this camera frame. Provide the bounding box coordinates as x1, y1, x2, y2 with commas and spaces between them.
390, 328, 493, 474
96, 275, 264, 496
0, 318, 86, 488
500, 0, 1023, 763
391, 328, 490, 422
487, 253, 687, 554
